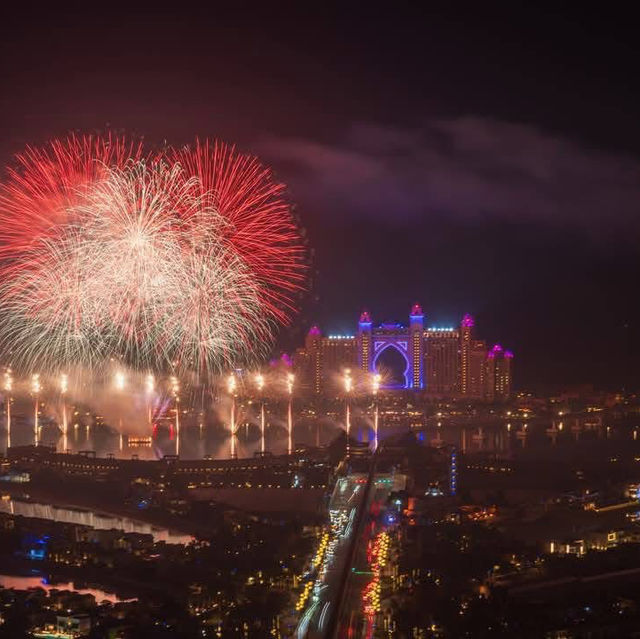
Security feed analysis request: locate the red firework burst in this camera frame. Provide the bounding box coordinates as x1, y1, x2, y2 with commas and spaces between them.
0, 133, 145, 258
170, 139, 307, 323
0, 133, 307, 372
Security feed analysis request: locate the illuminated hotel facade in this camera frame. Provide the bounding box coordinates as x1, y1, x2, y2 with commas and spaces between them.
293, 304, 513, 400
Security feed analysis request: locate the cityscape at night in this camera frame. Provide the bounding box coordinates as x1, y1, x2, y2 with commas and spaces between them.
3, 4, 640, 639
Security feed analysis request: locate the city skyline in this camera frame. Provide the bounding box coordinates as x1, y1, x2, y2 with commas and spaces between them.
2, 6, 640, 638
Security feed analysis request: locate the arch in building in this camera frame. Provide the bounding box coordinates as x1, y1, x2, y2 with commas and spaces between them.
372, 342, 410, 389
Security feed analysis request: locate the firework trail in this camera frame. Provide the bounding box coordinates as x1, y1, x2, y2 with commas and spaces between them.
0, 135, 306, 376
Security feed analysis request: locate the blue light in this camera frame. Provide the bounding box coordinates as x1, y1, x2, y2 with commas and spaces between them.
450, 450, 458, 496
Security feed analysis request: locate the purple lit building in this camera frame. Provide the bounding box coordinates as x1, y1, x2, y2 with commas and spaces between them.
293, 305, 513, 400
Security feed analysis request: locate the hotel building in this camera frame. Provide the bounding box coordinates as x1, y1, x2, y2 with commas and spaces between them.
292, 305, 513, 401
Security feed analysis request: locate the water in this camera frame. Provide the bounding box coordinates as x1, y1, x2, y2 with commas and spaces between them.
3, 400, 635, 463
0, 497, 193, 544
2, 416, 343, 460
0, 573, 136, 602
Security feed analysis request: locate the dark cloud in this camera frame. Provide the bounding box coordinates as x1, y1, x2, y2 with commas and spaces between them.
260, 117, 640, 234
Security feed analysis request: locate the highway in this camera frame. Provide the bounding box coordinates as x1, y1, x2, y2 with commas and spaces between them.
295, 452, 405, 638
334, 473, 404, 638
294, 472, 371, 638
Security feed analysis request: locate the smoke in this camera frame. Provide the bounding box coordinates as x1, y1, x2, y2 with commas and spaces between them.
3, 366, 170, 436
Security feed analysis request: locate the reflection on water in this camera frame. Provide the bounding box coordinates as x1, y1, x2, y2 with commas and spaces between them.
0, 498, 193, 544
0, 409, 631, 462
0, 573, 136, 603
2, 417, 344, 461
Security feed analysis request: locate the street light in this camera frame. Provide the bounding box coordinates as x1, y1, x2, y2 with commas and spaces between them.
287, 373, 294, 455
4, 369, 12, 450
60, 373, 68, 451
228, 374, 237, 458
171, 376, 180, 456
344, 369, 352, 456
255, 374, 266, 454
31, 373, 41, 445
145, 374, 155, 431
114, 371, 125, 451
372, 373, 381, 450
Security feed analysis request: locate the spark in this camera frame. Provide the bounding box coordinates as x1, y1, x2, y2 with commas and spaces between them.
0, 135, 306, 376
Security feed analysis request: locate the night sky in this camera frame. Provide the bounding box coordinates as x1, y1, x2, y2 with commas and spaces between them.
2, 4, 640, 391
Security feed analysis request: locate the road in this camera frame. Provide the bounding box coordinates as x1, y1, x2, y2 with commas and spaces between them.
294, 459, 405, 638
335, 473, 405, 638
294, 472, 371, 638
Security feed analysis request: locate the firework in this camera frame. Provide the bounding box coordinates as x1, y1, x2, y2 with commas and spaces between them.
170, 140, 307, 323
0, 133, 144, 256
0, 135, 306, 375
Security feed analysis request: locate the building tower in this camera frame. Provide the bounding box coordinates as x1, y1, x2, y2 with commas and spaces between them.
500, 350, 514, 398
358, 310, 373, 373
409, 304, 425, 389
305, 326, 322, 395
425, 328, 460, 395
485, 344, 513, 401
459, 313, 474, 395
